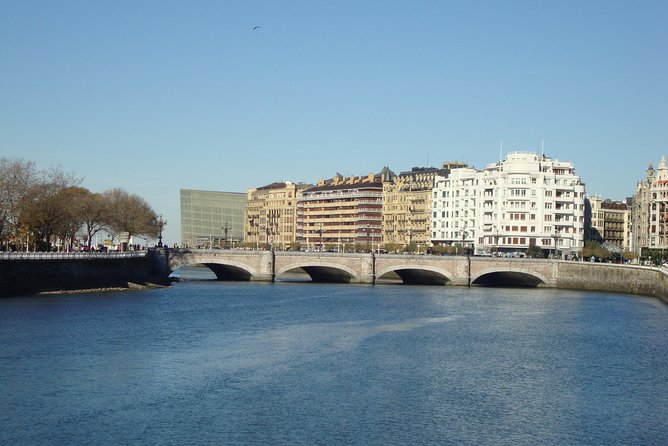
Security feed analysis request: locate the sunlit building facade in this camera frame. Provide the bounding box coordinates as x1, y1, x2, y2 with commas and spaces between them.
180, 189, 247, 248
298, 169, 394, 252
381, 166, 450, 250
632, 156, 668, 255
243, 181, 310, 250
432, 152, 586, 257
586, 195, 631, 251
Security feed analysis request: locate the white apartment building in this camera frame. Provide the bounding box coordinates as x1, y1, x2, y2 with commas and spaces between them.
431, 165, 479, 249
432, 152, 586, 257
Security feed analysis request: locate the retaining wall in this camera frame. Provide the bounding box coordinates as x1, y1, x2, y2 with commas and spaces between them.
556, 262, 668, 304
0, 249, 170, 297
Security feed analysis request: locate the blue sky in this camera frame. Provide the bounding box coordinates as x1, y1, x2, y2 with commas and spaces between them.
1, 0, 666, 244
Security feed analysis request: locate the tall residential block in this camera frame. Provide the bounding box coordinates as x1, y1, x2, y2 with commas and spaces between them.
382, 165, 460, 250
632, 156, 668, 255
431, 164, 479, 249
298, 169, 394, 252
180, 189, 247, 248
432, 152, 586, 257
585, 195, 631, 251
243, 181, 309, 250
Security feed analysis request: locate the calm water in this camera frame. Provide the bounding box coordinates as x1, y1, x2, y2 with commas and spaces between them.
1, 276, 667, 445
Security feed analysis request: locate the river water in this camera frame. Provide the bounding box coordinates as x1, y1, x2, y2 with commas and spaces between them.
1, 272, 667, 445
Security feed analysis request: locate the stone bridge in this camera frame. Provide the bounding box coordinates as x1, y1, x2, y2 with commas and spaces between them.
2, 249, 664, 301
166, 249, 668, 303
168, 249, 561, 288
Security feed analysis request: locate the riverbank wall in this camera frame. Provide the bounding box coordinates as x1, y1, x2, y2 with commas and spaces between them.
0, 249, 171, 297
2, 249, 667, 304
556, 262, 668, 304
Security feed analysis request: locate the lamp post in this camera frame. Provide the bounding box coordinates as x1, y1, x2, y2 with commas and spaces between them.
461, 227, 469, 256
552, 231, 559, 259
366, 224, 371, 253
222, 222, 230, 249
252, 218, 260, 250
494, 228, 500, 257
318, 223, 323, 252
157, 215, 165, 248
265, 224, 275, 251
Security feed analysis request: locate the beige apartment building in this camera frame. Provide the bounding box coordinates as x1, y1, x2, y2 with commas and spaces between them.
297, 169, 394, 252
381, 165, 460, 250
586, 195, 631, 251
632, 156, 668, 256
243, 181, 310, 250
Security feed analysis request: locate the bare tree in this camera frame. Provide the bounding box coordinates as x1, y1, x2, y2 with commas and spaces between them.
102, 188, 160, 250
1, 158, 162, 252
78, 190, 110, 249
15, 164, 82, 251
52, 187, 90, 250
0, 158, 39, 249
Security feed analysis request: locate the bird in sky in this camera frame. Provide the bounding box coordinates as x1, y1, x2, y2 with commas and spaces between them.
252, 26, 261, 30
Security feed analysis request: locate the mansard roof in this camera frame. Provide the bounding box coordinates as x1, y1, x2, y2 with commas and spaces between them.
305, 167, 395, 193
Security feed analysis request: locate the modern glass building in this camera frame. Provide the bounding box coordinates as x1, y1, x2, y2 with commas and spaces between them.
180, 189, 247, 248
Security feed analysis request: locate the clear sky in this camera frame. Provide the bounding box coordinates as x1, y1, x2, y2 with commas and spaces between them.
1, 0, 666, 244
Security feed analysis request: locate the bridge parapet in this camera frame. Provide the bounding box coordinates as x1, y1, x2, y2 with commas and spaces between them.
164, 249, 668, 302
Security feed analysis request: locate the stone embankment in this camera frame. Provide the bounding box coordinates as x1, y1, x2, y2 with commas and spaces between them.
1, 247, 667, 305
0, 249, 171, 297
556, 262, 668, 304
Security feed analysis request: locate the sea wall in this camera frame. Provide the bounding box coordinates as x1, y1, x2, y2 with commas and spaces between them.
0, 249, 171, 297
556, 262, 668, 304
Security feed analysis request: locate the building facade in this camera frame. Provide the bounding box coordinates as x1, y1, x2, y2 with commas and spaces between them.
632, 156, 668, 256
381, 166, 451, 250
298, 169, 394, 252
243, 181, 309, 250
432, 152, 586, 257
586, 195, 631, 251
180, 189, 247, 248
431, 164, 479, 250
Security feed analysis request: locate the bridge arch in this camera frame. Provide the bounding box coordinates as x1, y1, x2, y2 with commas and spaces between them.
169, 257, 259, 281
276, 261, 359, 283
376, 265, 455, 285
471, 267, 547, 288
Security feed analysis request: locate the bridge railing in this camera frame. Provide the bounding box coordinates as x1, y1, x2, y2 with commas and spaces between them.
0, 251, 147, 261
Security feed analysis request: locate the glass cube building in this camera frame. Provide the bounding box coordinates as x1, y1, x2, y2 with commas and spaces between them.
180, 189, 247, 248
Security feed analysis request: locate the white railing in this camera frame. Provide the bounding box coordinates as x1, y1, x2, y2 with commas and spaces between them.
0, 251, 148, 260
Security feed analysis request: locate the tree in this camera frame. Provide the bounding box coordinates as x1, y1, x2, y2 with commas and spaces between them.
18, 183, 82, 251
102, 188, 160, 250
289, 242, 302, 251
78, 190, 111, 249
382, 242, 400, 254
0, 158, 39, 249
582, 240, 611, 262
526, 244, 544, 258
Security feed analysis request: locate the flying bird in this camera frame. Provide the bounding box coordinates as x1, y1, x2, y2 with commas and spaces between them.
252, 26, 261, 30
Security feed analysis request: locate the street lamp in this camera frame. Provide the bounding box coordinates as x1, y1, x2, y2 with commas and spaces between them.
366, 224, 371, 253
222, 222, 230, 249
157, 215, 166, 248
317, 223, 324, 252
461, 227, 469, 256
552, 231, 559, 259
